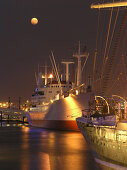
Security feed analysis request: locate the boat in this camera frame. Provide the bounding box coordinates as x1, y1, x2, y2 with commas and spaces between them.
27, 43, 92, 131
76, 0, 127, 167
76, 112, 127, 167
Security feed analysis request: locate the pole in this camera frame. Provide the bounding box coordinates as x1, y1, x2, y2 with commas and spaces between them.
0, 111, 2, 127
19, 97, 21, 110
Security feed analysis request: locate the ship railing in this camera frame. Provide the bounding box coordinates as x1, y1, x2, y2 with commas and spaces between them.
69, 83, 87, 95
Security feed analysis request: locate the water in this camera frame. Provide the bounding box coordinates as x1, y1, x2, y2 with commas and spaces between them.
0, 123, 100, 170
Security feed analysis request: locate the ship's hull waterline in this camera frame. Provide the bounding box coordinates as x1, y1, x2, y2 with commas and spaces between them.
27, 93, 94, 131
27, 118, 79, 131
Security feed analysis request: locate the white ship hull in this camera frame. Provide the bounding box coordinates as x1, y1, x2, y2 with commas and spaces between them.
27, 93, 94, 131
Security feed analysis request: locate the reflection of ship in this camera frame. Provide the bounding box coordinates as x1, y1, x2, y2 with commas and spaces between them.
76, 113, 127, 166
27, 42, 91, 131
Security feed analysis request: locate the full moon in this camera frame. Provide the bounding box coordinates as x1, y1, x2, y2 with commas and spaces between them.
31, 18, 38, 25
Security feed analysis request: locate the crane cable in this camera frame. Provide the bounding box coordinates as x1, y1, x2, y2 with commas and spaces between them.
121, 19, 127, 80
92, 8, 100, 90
101, 6, 114, 79
101, 9, 127, 96
104, 7, 119, 68
100, 7, 119, 93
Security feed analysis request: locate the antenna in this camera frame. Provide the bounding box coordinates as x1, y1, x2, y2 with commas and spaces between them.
44, 63, 48, 85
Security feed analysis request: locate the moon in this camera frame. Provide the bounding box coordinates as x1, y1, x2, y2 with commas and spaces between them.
31, 18, 38, 25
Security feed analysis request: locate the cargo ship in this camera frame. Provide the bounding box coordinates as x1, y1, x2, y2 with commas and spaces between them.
27, 43, 92, 131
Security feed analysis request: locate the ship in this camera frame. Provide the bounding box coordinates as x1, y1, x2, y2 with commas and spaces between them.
76, 0, 127, 167
76, 111, 127, 167
27, 42, 92, 131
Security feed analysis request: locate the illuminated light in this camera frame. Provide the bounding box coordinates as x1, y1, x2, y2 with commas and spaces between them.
76, 90, 78, 95
55, 94, 59, 100
50, 100, 54, 103
6, 124, 10, 127
43, 102, 50, 106
3, 103, 6, 107
91, 1, 127, 9
25, 108, 28, 112
64, 96, 82, 120
48, 74, 53, 78
42, 75, 45, 78
21, 126, 30, 132
31, 17, 38, 25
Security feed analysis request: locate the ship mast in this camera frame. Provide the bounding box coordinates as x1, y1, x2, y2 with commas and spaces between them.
61, 61, 74, 83
44, 64, 47, 85
73, 41, 88, 87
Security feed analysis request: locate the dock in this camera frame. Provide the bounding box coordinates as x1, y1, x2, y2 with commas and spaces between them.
0, 108, 28, 125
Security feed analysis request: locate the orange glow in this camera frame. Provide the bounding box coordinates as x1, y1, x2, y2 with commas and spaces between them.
91, 1, 127, 9
25, 108, 28, 112
48, 74, 53, 78
31, 18, 38, 25
55, 94, 59, 100
50, 99, 54, 103
21, 125, 30, 133
64, 96, 82, 120
2, 103, 6, 107
76, 90, 79, 95
39, 153, 51, 170
21, 126, 30, 170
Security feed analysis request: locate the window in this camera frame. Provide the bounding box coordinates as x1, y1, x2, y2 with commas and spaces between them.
49, 91, 52, 93
38, 91, 44, 95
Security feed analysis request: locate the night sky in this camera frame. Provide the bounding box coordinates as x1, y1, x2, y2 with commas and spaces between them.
0, 0, 98, 102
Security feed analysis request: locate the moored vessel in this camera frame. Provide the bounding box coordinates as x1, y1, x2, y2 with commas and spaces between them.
76, 0, 127, 167
76, 108, 127, 166
27, 43, 91, 131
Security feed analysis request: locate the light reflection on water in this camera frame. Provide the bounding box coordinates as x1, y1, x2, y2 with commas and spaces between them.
0, 124, 99, 170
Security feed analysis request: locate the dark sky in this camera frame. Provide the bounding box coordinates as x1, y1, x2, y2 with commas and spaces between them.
0, 0, 98, 102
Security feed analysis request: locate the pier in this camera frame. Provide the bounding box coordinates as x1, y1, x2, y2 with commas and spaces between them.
0, 108, 28, 125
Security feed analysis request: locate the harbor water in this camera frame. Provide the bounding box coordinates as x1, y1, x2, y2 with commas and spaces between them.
0, 122, 100, 170
0, 122, 125, 170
